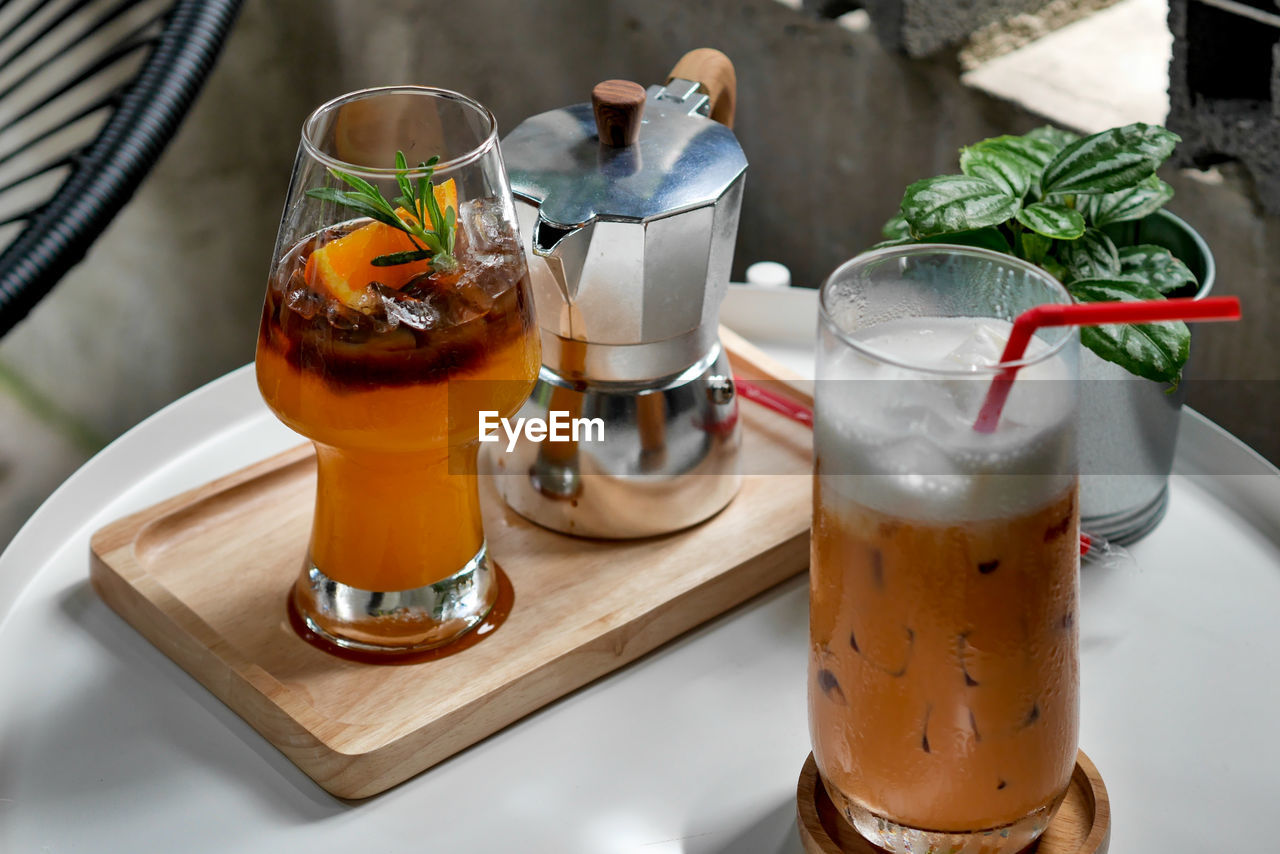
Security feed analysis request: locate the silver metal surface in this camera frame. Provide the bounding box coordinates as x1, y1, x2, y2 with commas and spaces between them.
505, 79, 746, 347
1079, 350, 1184, 544
512, 167, 744, 347
503, 82, 745, 227
538, 325, 720, 384
655, 78, 712, 116
1081, 209, 1216, 544
706, 373, 734, 406
494, 346, 743, 538
499, 74, 748, 537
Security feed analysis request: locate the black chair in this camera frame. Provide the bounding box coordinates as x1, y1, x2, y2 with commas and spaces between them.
0, 0, 242, 337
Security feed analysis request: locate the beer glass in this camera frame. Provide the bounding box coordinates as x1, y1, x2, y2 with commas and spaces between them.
256, 87, 539, 656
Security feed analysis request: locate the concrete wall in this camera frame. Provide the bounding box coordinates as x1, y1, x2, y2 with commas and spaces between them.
0, 0, 1276, 546
1165, 164, 1280, 464
860, 0, 1066, 56
1164, 0, 1280, 467
1167, 0, 1280, 214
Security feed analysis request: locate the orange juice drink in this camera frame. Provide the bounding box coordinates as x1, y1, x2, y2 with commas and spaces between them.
257, 206, 538, 652
812, 247, 1079, 854
256, 85, 540, 657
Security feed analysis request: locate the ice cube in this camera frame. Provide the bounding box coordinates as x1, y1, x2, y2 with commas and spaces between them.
453, 273, 497, 316
285, 283, 323, 320
460, 197, 518, 255
878, 434, 960, 478
324, 300, 364, 331
942, 321, 1007, 371
375, 284, 440, 331
879, 400, 955, 440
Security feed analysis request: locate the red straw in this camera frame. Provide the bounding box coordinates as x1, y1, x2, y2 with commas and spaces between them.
736, 378, 813, 427
973, 296, 1242, 433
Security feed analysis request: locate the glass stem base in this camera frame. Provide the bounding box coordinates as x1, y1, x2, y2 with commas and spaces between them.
828, 782, 1061, 854
291, 541, 496, 654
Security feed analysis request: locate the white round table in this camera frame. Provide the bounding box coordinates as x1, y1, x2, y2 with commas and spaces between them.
2, 286, 1277, 852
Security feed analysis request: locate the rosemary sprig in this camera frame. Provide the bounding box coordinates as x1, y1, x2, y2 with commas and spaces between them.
305, 150, 458, 272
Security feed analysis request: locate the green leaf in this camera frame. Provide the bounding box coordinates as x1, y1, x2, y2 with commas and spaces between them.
325, 167, 378, 198
424, 177, 445, 231
325, 168, 399, 219
305, 187, 403, 230
873, 226, 1009, 253
882, 214, 911, 240
394, 151, 415, 209
1020, 231, 1052, 264
1025, 125, 1081, 151
1068, 278, 1190, 382
1016, 202, 1086, 239
1020, 128, 1081, 197
304, 186, 354, 205
1115, 244, 1198, 293
371, 249, 435, 267
926, 226, 1012, 253
1041, 256, 1067, 281
307, 151, 457, 269
1081, 176, 1175, 226
1060, 228, 1120, 282
416, 174, 431, 223
960, 144, 1035, 198
415, 157, 437, 225
900, 175, 1020, 237
1041, 123, 1180, 195
419, 232, 445, 254
444, 205, 457, 253
970, 135, 1060, 168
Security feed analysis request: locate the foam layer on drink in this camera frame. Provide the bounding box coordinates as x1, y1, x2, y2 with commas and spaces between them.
815, 316, 1075, 521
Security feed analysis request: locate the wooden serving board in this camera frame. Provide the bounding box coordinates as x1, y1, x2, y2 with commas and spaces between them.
89, 399, 811, 799
796, 752, 1110, 854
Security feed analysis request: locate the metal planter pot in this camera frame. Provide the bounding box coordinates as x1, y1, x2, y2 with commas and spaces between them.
1079, 209, 1216, 544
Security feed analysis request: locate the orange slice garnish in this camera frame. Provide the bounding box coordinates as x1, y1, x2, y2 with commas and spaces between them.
305, 180, 458, 309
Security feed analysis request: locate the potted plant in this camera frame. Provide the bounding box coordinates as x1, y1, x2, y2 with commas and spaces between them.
879, 123, 1215, 543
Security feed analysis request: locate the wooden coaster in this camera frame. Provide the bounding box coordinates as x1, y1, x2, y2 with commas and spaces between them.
797, 751, 1110, 854
89, 401, 810, 799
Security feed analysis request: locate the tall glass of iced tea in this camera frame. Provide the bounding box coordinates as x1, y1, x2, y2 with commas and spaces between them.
256, 87, 539, 656
811, 246, 1080, 853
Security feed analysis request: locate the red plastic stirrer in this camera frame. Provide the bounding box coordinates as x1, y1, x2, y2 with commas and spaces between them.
972, 296, 1242, 433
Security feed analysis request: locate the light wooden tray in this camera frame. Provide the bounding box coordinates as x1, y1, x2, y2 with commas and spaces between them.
796, 751, 1110, 854
89, 381, 811, 799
